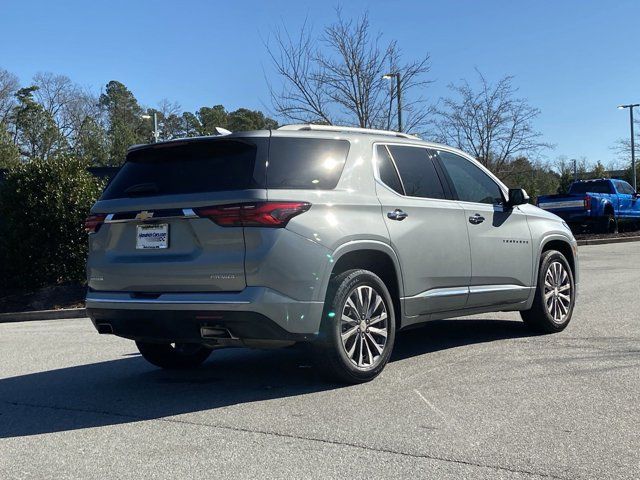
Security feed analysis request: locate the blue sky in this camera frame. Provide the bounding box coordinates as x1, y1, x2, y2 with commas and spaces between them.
1, 0, 639, 166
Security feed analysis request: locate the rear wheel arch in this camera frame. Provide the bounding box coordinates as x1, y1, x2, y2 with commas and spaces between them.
327, 246, 403, 329
603, 202, 614, 215
600, 202, 618, 233
603, 202, 616, 221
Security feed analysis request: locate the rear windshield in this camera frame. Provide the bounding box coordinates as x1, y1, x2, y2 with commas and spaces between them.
101, 138, 267, 200
100, 136, 350, 200
569, 181, 613, 194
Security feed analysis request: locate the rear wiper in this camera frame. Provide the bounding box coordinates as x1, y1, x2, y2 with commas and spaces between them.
124, 183, 160, 196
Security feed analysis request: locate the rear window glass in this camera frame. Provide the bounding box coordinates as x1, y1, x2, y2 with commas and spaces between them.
569, 181, 613, 194
101, 139, 267, 200
267, 137, 350, 189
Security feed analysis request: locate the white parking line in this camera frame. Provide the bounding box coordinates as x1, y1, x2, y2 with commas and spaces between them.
414, 389, 451, 425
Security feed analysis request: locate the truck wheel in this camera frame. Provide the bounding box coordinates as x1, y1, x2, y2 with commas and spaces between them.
597, 212, 617, 234
520, 250, 575, 333
136, 341, 212, 369
315, 269, 396, 384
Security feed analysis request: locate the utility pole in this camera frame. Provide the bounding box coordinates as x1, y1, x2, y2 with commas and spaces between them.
618, 103, 639, 191
383, 72, 402, 132
572, 159, 577, 182
153, 112, 159, 143
141, 113, 160, 143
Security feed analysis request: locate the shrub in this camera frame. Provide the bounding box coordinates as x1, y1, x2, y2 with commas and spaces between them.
0, 156, 105, 289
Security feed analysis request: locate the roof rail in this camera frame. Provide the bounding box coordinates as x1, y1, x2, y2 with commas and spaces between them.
277, 124, 419, 140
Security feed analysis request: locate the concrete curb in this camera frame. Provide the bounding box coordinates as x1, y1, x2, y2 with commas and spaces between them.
0, 308, 86, 323
577, 235, 640, 246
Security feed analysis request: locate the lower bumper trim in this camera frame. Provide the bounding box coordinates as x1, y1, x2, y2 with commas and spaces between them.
87, 308, 316, 344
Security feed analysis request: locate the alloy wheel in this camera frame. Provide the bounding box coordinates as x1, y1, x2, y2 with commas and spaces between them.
340, 285, 389, 369
544, 261, 572, 323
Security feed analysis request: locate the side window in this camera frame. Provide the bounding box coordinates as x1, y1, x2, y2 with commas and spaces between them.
375, 145, 404, 195
267, 137, 350, 189
617, 181, 636, 195
437, 151, 504, 205
386, 145, 445, 199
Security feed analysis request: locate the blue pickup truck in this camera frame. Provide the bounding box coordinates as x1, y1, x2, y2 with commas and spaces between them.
537, 179, 640, 233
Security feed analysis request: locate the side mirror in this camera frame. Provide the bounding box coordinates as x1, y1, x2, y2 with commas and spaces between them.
507, 188, 530, 207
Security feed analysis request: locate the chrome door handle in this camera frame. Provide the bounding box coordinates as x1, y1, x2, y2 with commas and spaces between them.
469, 214, 485, 225
387, 209, 408, 221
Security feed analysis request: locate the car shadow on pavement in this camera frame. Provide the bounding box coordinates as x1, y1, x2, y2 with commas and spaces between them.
0, 318, 533, 439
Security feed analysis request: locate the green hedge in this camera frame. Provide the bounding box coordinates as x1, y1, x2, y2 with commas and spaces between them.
0, 156, 105, 289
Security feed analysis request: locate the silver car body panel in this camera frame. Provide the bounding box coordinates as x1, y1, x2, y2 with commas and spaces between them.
86, 127, 578, 340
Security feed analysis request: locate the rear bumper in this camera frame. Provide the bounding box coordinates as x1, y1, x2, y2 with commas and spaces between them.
86, 287, 324, 342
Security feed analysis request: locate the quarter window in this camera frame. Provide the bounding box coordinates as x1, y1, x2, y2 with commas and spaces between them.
386, 145, 445, 199
267, 137, 350, 189
375, 145, 403, 195
437, 151, 503, 204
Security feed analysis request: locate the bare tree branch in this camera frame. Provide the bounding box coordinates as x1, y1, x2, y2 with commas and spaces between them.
433, 70, 551, 172
266, 10, 433, 133
0, 68, 19, 125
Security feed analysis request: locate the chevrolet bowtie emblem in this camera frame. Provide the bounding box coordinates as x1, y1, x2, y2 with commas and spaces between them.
135, 210, 154, 221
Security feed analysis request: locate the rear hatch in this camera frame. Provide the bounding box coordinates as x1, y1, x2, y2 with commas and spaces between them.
87, 133, 269, 293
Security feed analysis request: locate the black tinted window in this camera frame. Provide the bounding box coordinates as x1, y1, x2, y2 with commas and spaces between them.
267, 137, 349, 189
569, 181, 613, 194
387, 146, 445, 199
101, 139, 266, 200
437, 151, 503, 204
376, 145, 403, 195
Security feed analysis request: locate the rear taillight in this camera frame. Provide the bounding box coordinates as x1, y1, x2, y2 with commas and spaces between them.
584, 195, 591, 211
84, 214, 106, 234
195, 202, 311, 227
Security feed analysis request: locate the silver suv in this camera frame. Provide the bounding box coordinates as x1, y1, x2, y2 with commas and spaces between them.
85, 124, 578, 383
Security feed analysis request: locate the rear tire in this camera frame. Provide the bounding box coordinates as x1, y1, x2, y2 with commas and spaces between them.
136, 341, 212, 369
596, 212, 617, 234
520, 250, 575, 334
315, 269, 396, 384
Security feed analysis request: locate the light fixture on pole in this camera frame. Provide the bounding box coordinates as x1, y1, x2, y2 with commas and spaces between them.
141, 113, 160, 143
383, 72, 402, 132
617, 103, 639, 191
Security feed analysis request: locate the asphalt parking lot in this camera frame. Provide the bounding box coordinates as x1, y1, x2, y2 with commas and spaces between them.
0, 242, 638, 479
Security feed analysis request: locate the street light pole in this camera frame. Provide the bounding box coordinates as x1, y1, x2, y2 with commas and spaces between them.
618, 103, 639, 191
141, 113, 160, 143
383, 72, 402, 132
153, 112, 159, 143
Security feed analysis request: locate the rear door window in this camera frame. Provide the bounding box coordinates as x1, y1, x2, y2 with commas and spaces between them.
616, 181, 636, 195
386, 145, 446, 199
267, 137, 350, 189
101, 138, 267, 200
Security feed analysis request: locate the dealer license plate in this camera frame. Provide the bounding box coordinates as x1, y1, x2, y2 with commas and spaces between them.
136, 224, 169, 249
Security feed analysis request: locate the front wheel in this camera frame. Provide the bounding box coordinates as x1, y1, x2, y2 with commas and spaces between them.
520, 250, 575, 333
315, 269, 396, 384
136, 341, 212, 369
